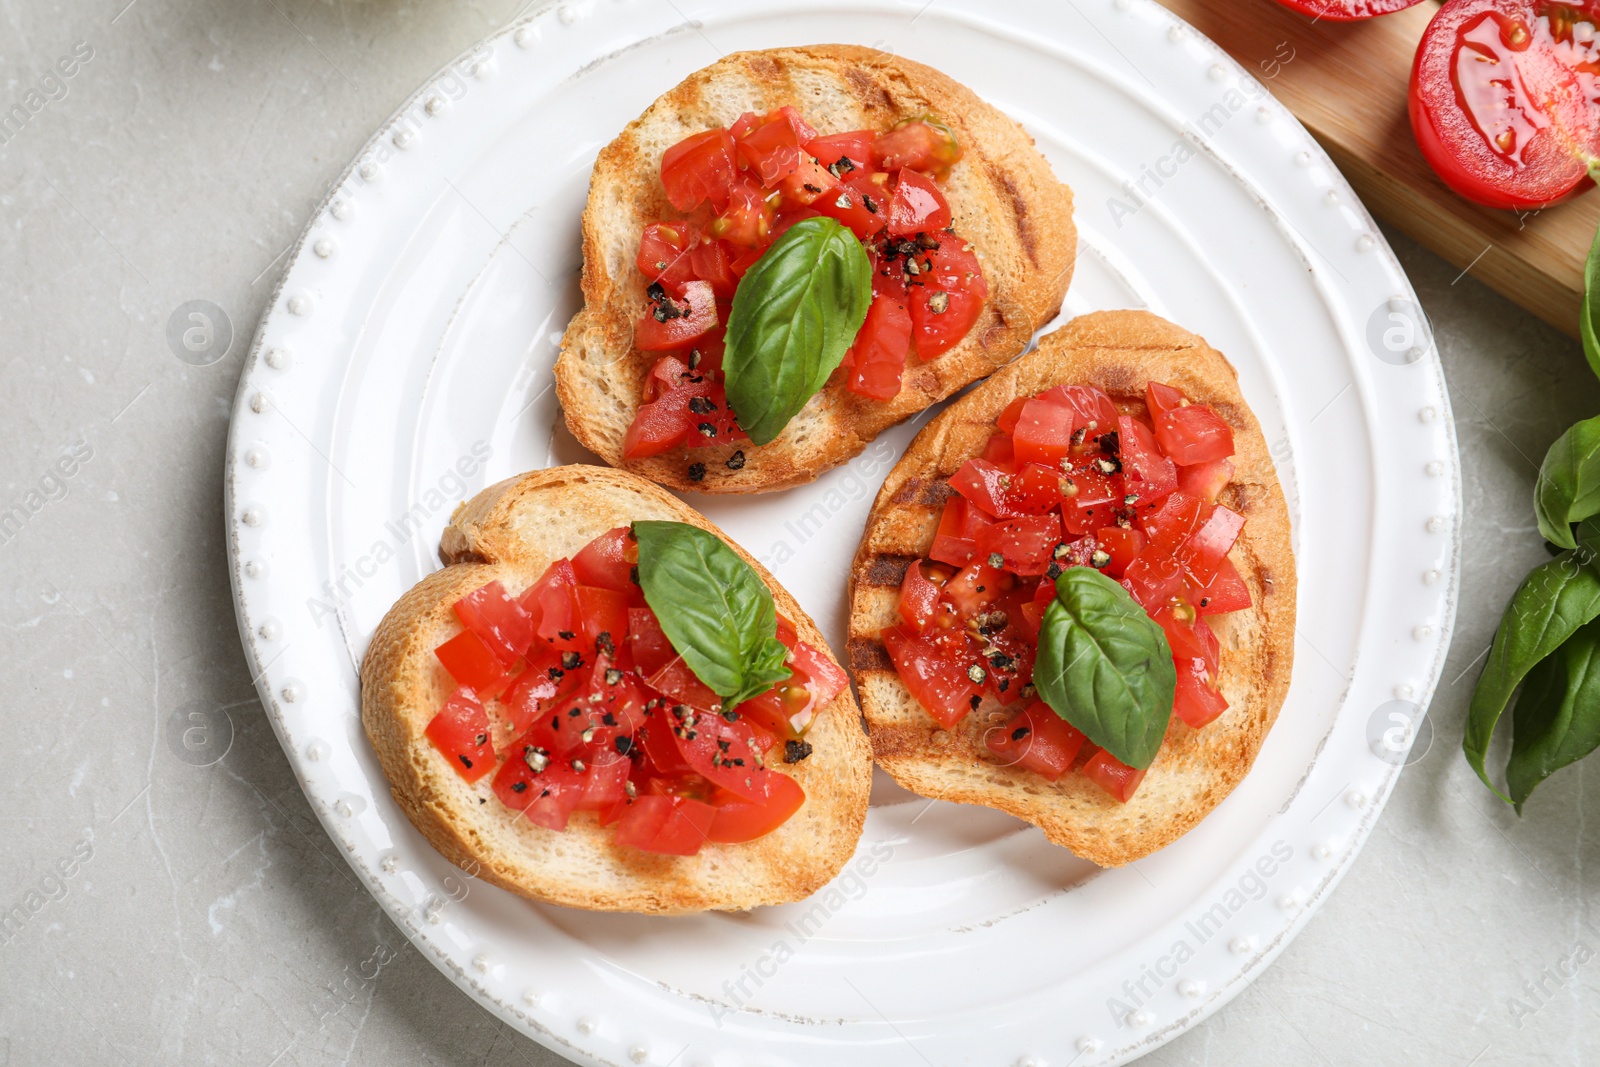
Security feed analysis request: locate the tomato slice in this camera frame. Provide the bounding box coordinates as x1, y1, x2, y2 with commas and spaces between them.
635, 279, 718, 351
805, 130, 874, 169
873, 119, 963, 174
660, 128, 737, 211
1082, 748, 1148, 803
707, 773, 806, 843
1410, 0, 1600, 210
670, 709, 774, 801
636, 221, 697, 288
425, 687, 496, 783
881, 624, 980, 727
907, 240, 987, 360
1011, 397, 1077, 468
886, 169, 952, 236
844, 270, 913, 400
434, 629, 511, 698
613, 794, 717, 855
1117, 416, 1177, 505
898, 559, 945, 633
985, 701, 1087, 781
571, 527, 637, 594
452, 580, 534, 668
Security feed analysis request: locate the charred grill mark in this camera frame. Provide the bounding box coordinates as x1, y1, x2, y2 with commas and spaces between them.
997, 171, 1038, 267
845, 67, 893, 112
891, 477, 954, 507
848, 637, 892, 672
863, 554, 919, 587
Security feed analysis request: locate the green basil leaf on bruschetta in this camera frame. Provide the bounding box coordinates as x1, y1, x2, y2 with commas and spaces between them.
1465, 552, 1600, 801
1504, 616, 1600, 812
722, 216, 872, 446
1034, 568, 1175, 770
631, 519, 792, 710
1535, 414, 1600, 551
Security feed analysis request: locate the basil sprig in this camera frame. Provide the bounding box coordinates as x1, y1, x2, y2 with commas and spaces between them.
722, 216, 872, 446
1505, 617, 1600, 811
1466, 554, 1600, 801
631, 520, 791, 710
1034, 568, 1175, 770
1534, 414, 1600, 550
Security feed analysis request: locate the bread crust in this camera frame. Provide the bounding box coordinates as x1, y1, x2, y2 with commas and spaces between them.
847, 311, 1296, 867
556, 44, 1076, 494
362, 465, 873, 913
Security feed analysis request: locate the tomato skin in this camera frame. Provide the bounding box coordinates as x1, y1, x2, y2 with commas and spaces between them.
881, 624, 980, 727
425, 687, 496, 783
898, 560, 944, 633
907, 240, 987, 360
661, 128, 738, 211
434, 629, 512, 698
886, 169, 952, 236
706, 773, 805, 843
1272, 0, 1424, 17
453, 580, 534, 667
635, 280, 718, 351
986, 701, 1087, 781
1409, 0, 1600, 210
844, 271, 913, 400
1082, 748, 1148, 803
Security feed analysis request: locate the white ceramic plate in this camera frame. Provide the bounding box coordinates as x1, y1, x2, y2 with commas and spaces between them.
225, 1, 1462, 1063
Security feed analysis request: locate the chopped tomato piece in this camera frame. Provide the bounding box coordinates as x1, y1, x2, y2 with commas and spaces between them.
778, 157, 840, 205
660, 128, 737, 211
1060, 466, 1119, 535
1011, 397, 1077, 468
881, 624, 980, 728
1145, 381, 1185, 420
709, 179, 773, 246
1178, 504, 1245, 586
974, 513, 1062, 576
707, 773, 806, 843
983, 433, 1015, 466
452, 580, 534, 667
805, 130, 874, 169
873, 119, 962, 175
434, 629, 511, 698
930, 495, 992, 568
1142, 491, 1207, 556
1093, 526, 1145, 579
636, 222, 697, 288
1155, 402, 1235, 466
736, 112, 805, 185
575, 755, 632, 811
1190, 557, 1252, 615
575, 585, 630, 658
688, 239, 741, 300
997, 398, 1028, 435
942, 558, 1009, 616
986, 701, 1087, 781
522, 759, 588, 831
613, 794, 717, 855
670, 709, 775, 801
521, 559, 583, 652
886, 168, 951, 236
815, 171, 889, 237
499, 647, 576, 740
1039, 384, 1119, 439
635, 279, 718, 351
425, 687, 495, 783
844, 271, 912, 400
907, 239, 986, 360
1117, 416, 1177, 505
1122, 550, 1184, 611
898, 559, 944, 633
951, 458, 1057, 518
1174, 670, 1229, 729
1082, 748, 1147, 803
1177, 457, 1234, 505
571, 527, 637, 594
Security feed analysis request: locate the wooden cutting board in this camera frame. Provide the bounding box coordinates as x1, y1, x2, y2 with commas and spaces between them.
1156, 0, 1594, 339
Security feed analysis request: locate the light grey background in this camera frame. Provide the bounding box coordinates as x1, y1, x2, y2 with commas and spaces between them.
0, 0, 1594, 1064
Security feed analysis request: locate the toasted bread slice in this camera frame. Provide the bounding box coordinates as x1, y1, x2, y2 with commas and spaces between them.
847, 311, 1296, 867
361, 465, 873, 913
556, 44, 1076, 494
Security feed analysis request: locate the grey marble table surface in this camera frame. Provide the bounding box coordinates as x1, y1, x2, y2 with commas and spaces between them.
1, 0, 1597, 1064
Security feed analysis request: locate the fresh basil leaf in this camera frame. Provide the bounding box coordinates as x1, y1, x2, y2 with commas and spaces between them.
1464, 553, 1600, 800
1534, 414, 1600, 550
722, 216, 872, 446
1505, 616, 1600, 812
1034, 568, 1175, 770
631, 520, 791, 710
1581, 214, 1600, 382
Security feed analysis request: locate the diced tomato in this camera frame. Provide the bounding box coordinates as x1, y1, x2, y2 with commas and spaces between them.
491, 736, 544, 812
886, 169, 951, 236
1117, 416, 1177, 504
710, 178, 773, 247
930, 495, 991, 568
815, 171, 889, 237
805, 130, 874, 169
1155, 402, 1235, 466
575, 585, 630, 659
986, 701, 1087, 781
998, 398, 1028, 435
1178, 504, 1245, 586
707, 773, 806, 843
499, 646, 576, 740
575, 754, 632, 811
1142, 492, 1207, 556
983, 434, 1015, 466
635, 222, 697, 288
881, 624, 980, 728
844, 271, 913, 400
523, 759, 588, 831
425, 687, 495, 783
1094, 526, 1145, 579
627, 607, 673, 675
636, 279, 718, 351
571, 527, 637, 594
786, 639, 848, 714
1145, 381, 1185, 420
898, 559, 944, 633
736, 112, 805, 186
1012, 397, 1077, 468
452, 580, 533, 668
1123, 550, 1184, 610
623, 377, 741, 459
521, 559, 583, 652
646, 659, 721, 712
670, 710, 774, 801
1177, 457, 1234, 505
943, 558, 1009, 616
974, 513, 1062, 576
952, 458, 1057, 518
1060, 466, 1119, 536
635, 705, 692, 775
686, 239, 739, 300
1039, 384, 1119, 440
873, 119, 962, 174
660, 128, 737, 212
778, 156, 841, 206
1174, 670, 1229, 729
612, 794, 717, 855
1082, 748, 1147, 803
907, 240, 986, 360
434, 629, 511, 698
1190, 557, 1252, 615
